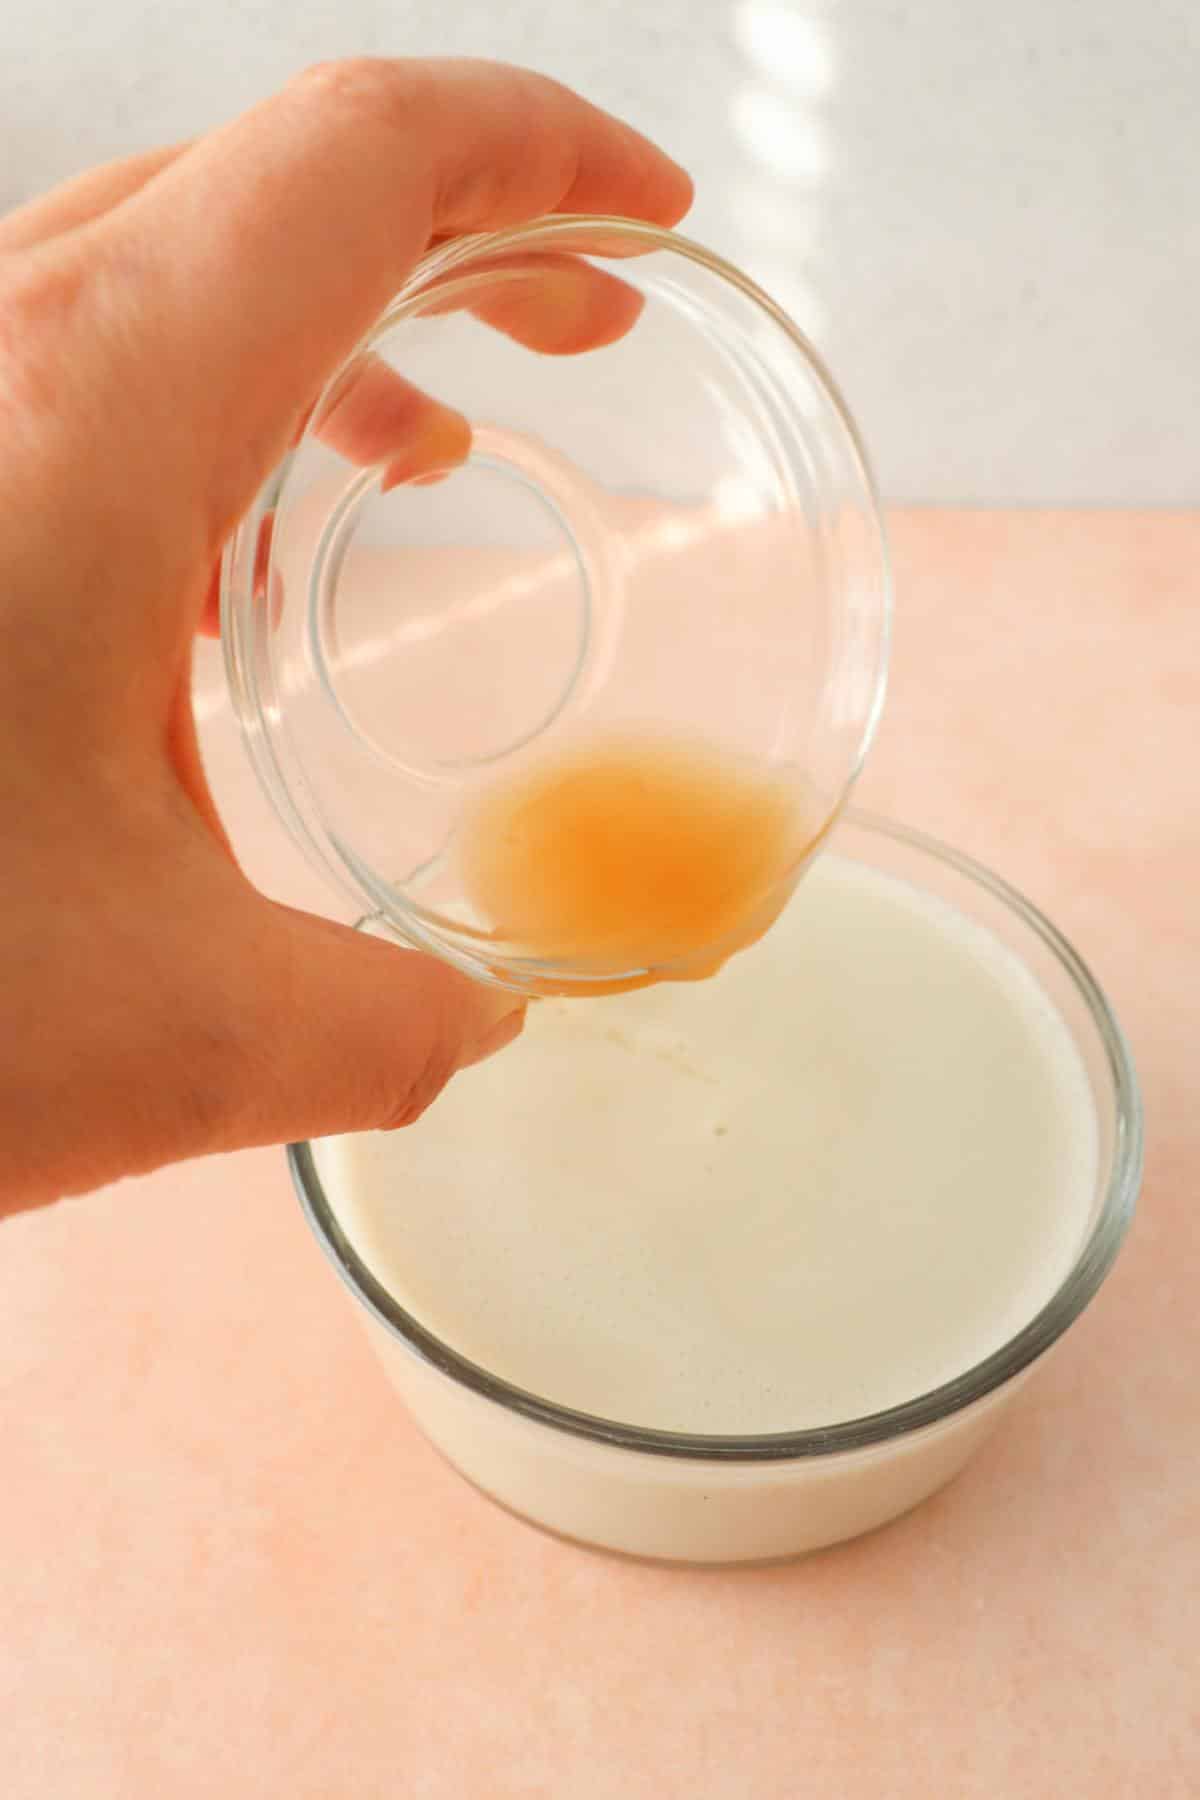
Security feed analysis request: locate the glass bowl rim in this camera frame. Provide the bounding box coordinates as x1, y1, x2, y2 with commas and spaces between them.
289, 813, 1141, 1465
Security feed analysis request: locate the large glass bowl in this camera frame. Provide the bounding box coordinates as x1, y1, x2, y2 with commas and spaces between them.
222, 217, 890, 994
289, 815, 1141, 1565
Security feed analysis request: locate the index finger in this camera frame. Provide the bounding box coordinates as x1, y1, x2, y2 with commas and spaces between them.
95, 59, 692, 546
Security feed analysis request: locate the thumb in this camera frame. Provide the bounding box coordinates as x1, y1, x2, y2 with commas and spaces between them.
228, 902, 526, 1149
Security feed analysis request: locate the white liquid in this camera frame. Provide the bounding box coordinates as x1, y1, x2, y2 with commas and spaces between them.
317, 856, 1097, 1441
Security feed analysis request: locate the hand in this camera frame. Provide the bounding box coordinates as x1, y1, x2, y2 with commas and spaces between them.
0, 59, 692, 1214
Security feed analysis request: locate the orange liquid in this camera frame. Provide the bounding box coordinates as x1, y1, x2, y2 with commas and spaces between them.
459, 733, 811, 993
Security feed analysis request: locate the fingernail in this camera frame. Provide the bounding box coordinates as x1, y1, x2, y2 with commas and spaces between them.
380, 406, 472, 491
460, 1001, 526, 1070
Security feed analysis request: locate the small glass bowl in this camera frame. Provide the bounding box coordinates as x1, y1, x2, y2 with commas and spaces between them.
289, 815, 1141, 1565
222, 217, 890, 995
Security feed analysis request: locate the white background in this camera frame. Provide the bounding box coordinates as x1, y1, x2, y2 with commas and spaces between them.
3, 0, 1197, 503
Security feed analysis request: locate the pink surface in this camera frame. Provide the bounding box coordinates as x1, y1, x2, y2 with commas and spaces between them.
3, 511, 1198, 1795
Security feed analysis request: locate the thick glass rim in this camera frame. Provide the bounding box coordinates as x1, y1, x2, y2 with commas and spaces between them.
289, 812, 1142, 1463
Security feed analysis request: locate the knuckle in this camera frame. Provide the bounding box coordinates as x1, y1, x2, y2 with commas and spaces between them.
0, 249, 103, 477
380, 1040, 461, 1133
288, 58, 411, 131
0, 255, 68, 340
160, 972, 259, 1157
0, 237, 194, 571
0, 238, 137, 427
0, 250, 84, 389
379, 989, 464, 1133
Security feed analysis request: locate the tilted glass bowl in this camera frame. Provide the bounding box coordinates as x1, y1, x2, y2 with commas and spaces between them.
222, 217, 890, 995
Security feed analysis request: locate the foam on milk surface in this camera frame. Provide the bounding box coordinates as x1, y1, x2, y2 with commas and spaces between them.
318, 856, 1098, 1433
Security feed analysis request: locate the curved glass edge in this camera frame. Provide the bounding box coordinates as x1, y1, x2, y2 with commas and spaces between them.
287, 812, 1143, 1465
